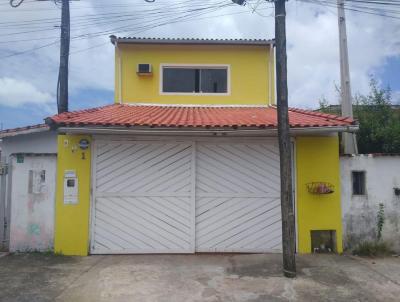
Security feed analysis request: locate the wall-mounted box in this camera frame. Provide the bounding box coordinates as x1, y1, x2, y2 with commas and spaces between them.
64, 170, 78, 204
137, 63, 152, 75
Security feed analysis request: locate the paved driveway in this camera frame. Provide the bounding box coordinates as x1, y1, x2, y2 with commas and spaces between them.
1, 253, 400, 302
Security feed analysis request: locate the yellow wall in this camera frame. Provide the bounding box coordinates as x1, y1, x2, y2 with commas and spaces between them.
54, 135, 92, 256
53, 133, 343, 255
115, 44, 275, 105
296, 135, 343, 254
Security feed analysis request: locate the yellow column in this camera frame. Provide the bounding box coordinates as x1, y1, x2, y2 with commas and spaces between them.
54, 134, 92, 256
296, 135, 343, 253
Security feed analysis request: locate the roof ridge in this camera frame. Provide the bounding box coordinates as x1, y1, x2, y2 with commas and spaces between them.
116, 36, 272, 41
120, 103, 272, 108
49, 104, 117, 120
111, 36, 275, 46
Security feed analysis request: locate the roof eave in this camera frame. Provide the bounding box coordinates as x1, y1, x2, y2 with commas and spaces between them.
109, 36, 274, 46
0, 125, 50, 139
56, 124, 358, 136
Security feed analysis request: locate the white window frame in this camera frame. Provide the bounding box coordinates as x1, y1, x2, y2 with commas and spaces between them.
159, 64, 231, 96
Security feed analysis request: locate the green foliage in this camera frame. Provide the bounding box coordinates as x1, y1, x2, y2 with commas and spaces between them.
352, 241, 392, 257
376, 203, 385, 241
354, 78, 400, 154
351, 203, 391, 257
318, 77, 400, 154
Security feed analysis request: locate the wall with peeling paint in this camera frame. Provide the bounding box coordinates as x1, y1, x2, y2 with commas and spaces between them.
1, 131, 57, 251
9, 155, 57, 252
341, 155, 400, 252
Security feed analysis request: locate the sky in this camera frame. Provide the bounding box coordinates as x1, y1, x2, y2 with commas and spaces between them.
0, 0, 399, 129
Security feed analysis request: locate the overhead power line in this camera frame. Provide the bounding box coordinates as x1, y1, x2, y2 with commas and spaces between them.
0, 0, 247, 58
299, 0, 400, 19
1, 0, 398, 60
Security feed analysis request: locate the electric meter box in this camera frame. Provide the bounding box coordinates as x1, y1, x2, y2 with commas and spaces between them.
64, 170, 78, 204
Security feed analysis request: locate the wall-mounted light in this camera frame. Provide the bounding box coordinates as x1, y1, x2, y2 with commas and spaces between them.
79, 139, 90, 150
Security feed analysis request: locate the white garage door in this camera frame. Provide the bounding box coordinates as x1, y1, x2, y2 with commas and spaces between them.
91, 139, 282, 254
196, 142, 282, 252
91, 141, 195, 254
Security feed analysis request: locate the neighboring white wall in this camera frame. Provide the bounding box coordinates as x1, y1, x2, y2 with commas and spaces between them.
0, 131, 57, 251
341, 155, 400, 251
9, 155, 57, 252
1, 131, 57, 159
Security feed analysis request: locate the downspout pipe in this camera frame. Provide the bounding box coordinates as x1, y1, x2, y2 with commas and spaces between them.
117, 40, 122, 104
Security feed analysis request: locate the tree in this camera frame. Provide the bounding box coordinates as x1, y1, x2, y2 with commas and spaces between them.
354, 78, 400, 154
319, 78, 400, 154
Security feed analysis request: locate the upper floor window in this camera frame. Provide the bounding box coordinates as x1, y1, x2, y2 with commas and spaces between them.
161, 65, 228, 94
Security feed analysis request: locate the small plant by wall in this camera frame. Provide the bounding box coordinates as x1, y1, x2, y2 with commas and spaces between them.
376, 203, 385, 241
352, 203, 394, 257
352, 241, 392, 257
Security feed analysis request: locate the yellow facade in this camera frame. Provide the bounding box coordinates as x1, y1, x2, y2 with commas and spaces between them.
54, 135, 92, 256
115, 44, 275, 105
295, 135, 343, 253
53, 41, 344, 256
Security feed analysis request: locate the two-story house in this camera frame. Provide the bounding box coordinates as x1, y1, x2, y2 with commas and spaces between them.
46, 37, 357, 255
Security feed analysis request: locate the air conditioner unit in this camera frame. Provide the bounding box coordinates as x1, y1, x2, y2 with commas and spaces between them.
137, 63, 152, 75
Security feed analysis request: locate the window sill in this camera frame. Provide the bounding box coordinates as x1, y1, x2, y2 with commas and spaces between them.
160, 92, 230, 96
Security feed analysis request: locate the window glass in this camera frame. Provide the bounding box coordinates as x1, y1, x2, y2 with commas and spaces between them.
352, 171, 366, 195
200, 69, 227, 93
163, 68, 197, 93
162, 67, 227, 93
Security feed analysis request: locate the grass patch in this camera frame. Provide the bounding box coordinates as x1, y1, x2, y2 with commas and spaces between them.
352, 241, 393, 257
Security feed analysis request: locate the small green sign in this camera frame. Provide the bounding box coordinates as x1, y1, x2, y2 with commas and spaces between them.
16, 154, 24, 163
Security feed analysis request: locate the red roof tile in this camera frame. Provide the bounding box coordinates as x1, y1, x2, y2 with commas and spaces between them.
0, 124, 49, 138
47, 104, 356, 129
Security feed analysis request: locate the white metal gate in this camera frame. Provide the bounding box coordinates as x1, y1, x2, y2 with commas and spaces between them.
91, 139, 282, 254
196, 142, 282, 252
91, 141, 195, 254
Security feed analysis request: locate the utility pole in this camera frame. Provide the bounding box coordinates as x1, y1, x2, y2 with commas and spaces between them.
232, 0, 296, 278
10, 0, 70, 113
337, 0, 357, 154
275, 0, 296, 278
57, 0, 70, 113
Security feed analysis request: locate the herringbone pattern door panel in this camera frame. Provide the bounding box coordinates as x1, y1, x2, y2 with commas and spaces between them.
91, 141, 194, 254
195, 142, 282, 252
91, 140, 282, 254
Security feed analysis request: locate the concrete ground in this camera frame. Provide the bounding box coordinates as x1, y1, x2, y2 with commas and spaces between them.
1, 253, 400, 302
